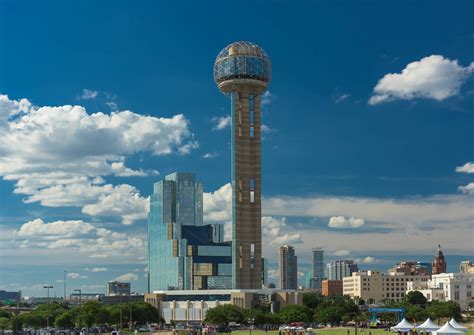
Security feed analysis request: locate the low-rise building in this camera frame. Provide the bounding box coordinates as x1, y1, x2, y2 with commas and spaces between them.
145, 289, 302, 324
460, 261, 474, 274
406, 272, 474, 310
322, 279, 342, 297
343, 270, 430, 303
106, 281, 131, 296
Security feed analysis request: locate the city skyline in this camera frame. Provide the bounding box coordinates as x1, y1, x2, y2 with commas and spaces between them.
1, 0, 473, 296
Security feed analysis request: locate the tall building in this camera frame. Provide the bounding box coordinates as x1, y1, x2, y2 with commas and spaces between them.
148, 172, 232, 291
310, 247, 324, 289
432, 244, 447, 275
279, 245, 297, 290
327, 260, 359, 280
106, 282, 131, 296
214, 41, 271, 289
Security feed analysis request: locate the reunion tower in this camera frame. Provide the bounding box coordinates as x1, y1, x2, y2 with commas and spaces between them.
214, 41, 271, 289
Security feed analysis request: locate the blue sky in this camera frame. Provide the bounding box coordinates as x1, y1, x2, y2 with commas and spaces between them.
0, 0, 473, 296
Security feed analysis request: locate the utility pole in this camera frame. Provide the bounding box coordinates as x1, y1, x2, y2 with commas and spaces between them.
64, 271, 67, 301
43, 285, 53, 331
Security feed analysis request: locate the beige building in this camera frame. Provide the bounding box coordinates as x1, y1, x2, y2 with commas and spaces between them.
145, 289, 302, 324
343, 270, 430, 303
460, 261, 474, 274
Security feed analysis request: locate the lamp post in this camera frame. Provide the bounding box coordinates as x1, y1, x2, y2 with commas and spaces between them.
43, 285, 53, 331
248, 318, 255, 335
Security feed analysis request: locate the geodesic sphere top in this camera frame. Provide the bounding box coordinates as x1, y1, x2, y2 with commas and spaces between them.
214, 41, 271, 89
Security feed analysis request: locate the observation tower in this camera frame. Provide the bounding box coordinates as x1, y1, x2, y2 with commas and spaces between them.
214, 41, 271, 289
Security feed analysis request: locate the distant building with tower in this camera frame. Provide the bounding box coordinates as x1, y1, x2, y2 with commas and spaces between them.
279, 245, 298, 290
432, 244, 447, 275
389, 261, 432, 276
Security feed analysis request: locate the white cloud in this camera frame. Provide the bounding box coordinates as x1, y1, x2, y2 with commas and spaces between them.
356, 256, 376, 264
261, 91, 272, 105
67, 272, 88, 279
328, 216, 365, 228
261, 124, 273, 134
369, 55, 474, 104
458, 183, 474, 194
456, 162, 474, 174
80, 89, 98, 100
15, 219, 94, 237
203, 152, 218, 159
272, 233, 303, 245
106, 101, 118, 111
335, 94, 350, 104
14, 219, 145, 259
85, 267, 108, 272
212, 115, 231, 130
203, 183, 232, 222
115, 273, 138, 281
0, 94, 196, 224
262, 216, 303, 245
333, 249, 351, 256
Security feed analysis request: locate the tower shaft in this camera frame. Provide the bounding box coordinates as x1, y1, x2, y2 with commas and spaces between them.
231, 86, 262, 289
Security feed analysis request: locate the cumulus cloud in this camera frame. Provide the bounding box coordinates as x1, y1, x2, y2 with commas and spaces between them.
85, 267, 108, 272
328, 216, 365, 228
458, 183, 474, 194
333, 249, 351, 256
115, 273, 138, 281
14, 219, 145, 258
204, 183, 232, 222
67, 272, 88, 279
456, 162, 474, 174
80, 89, 98, 100
369, 55, 474, 105
357, 256, 376, 264
262, 216, 303, 245
0, 94, 196, 224
212, 115, 231, 130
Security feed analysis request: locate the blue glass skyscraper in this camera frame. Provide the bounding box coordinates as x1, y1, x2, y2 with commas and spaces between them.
148, 172, 232, 291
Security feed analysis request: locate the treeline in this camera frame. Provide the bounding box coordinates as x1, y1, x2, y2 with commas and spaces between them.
0, 301, 161, 331
204, 292, 463, 326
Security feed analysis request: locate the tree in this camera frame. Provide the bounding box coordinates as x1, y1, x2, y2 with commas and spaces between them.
427, 301, 462, 322
278, 305, 312, 323
302, 292, 325, 309
77, 301, 110, 327
406, 305, 428, 323
314, 305, 345, 325
0, 317, 9, 330
205, 305, 245, 326
405, 291, 427, 306
55, 310, 75, 328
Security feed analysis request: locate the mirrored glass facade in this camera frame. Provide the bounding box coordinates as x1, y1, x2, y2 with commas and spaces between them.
148, 172, 232, 291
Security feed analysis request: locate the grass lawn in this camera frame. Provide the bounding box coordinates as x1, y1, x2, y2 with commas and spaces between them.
229, 328, 474, 335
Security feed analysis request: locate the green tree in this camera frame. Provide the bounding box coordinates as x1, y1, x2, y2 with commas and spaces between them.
77, 301, 110, 327
406, 305, 428, 323
302, 292, 325, 309
405, 291, 427, 306
0, 317, 10, 330
55, 310, 75, 328
278, 305, 312, 323
314, 305, 345, 325
0, 310, 11, 319
205, 305, 245, 326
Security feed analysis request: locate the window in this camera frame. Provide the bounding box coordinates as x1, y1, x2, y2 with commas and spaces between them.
250, 178, 255, 203
454, 291, 460, 300
250, 243, 255, 269
467, 291, 471, 298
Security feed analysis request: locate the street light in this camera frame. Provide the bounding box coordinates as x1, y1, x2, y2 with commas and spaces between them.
248, 317, 255, 335
43, 285, 53, 331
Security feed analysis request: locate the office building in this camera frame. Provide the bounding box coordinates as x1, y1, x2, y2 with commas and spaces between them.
214, 41, 272, 289
459, 261, 474, 274
261, 258, 269, 288
327, 260, 358, 280
148, 172, 232, 291
406, 273, 474, 310
145, 289, 302, 324
106, 281, 130, 296
279, 245, 297, 290
389, 261, 431, 276
309, 247, 324, 290
432, 244, 447, 275
322, 279, 343, 297
0, 290, 21, 303
343, 270, 430, 303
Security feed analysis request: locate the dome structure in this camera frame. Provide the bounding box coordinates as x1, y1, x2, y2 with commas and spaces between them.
214, 41, 271, 93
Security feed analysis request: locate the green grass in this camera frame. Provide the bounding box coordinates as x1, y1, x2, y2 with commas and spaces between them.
230, 328, 474, 335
